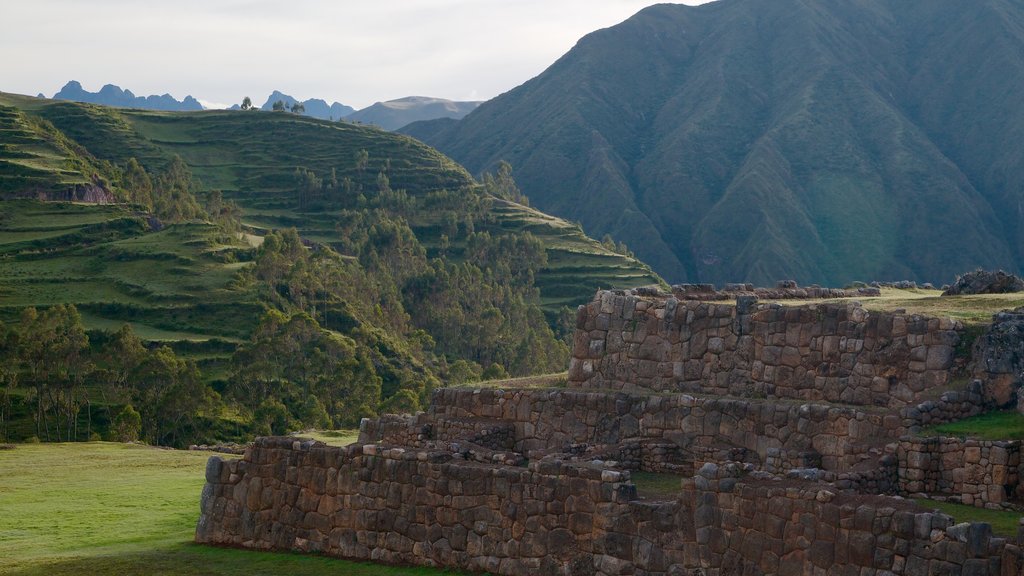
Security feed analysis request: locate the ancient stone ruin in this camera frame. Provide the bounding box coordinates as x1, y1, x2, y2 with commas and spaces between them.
196, 288, 1024, 575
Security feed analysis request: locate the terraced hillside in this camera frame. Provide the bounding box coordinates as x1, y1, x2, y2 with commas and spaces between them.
0, 103, 109, 197
0, 200, 258, 341
0, 91, 661, 321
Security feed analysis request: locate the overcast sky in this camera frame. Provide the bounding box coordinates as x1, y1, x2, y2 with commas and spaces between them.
2, 0, 713, 110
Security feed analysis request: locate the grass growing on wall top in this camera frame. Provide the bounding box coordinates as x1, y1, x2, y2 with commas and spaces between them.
923, 411, 1024, 441
772, 288, 1024, 326
917, 499, 1023, 539
0, 442, 468, 576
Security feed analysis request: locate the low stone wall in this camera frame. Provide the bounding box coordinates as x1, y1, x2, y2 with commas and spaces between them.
691, 463, 1024, 576
898, 437, 1023, 508
196, 437, 640, 574
196, 438, 1024, 575
569, 291, 962, 408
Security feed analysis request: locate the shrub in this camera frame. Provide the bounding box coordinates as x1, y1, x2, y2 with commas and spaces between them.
112, 405, 142, 443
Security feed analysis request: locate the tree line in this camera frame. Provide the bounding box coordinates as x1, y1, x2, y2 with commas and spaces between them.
0, 155, 575, 446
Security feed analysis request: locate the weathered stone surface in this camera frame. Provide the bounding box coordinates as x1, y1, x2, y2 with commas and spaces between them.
196, 287, 1024, 575
943, 269, 1024, 296
569, 292, 962, 409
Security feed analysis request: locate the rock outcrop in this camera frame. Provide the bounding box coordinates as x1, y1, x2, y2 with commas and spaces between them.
944, 270, 1024, 296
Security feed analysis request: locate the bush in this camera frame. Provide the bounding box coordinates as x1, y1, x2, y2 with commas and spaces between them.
481, 362, 509, 381
112, 405, 142, 443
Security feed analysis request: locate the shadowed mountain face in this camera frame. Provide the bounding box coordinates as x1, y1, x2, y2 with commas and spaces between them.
403, 0, 1024, 286
344, 96, 481, 131
53, 81, 203, 111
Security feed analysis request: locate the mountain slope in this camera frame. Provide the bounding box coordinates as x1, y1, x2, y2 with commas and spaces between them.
344, 96, 481, 131
53, 80, 203, 111
404, 0, 1024, 286
0, 92, 659, 321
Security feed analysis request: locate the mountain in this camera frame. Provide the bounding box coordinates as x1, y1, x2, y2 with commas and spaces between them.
403, 0, 1024, 286
344, 96, 481, 131
52, 80, 203, 111
259, 90, 354, 120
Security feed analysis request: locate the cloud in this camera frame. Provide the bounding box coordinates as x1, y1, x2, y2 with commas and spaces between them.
2, 0, 716, 109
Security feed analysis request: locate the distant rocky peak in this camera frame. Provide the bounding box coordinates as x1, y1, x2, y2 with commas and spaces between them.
52, 80, 203, 112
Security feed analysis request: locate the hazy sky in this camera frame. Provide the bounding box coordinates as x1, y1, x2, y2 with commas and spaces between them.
3, 0, 713, 110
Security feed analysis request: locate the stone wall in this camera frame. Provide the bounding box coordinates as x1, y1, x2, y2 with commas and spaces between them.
690, 463, 1024, 576
196, 437, 638, 574
361, 387, 903, 473
970, 309, 1024, 409
898, 437, 1023, 508
196, 438, 1024, 576
569, 291, 963, 408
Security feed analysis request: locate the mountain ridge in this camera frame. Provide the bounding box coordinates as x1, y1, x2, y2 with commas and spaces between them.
344, 96, 481, 131
403, 0, 1024, 286
52, 80, 203, 111
257, 90, 355, 119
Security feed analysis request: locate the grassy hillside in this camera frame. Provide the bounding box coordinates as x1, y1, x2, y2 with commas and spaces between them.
0, 91, 659, 320
0, 92, 661, 444
0, 442, 464, 576
0, 200, 257, 341
404, 0, 1024, 287
0, 102, 110, 196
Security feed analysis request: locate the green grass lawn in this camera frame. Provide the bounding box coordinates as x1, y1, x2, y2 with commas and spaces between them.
0, 442, 467, 575
289, 429, 361, 446
924, 411, 1024, 441
917, 499, 1023, 538
630, 471, 686, 499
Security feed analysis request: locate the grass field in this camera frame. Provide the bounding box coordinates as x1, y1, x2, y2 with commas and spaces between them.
916, 499, 1023, 538
778, 288, 1024, 325
923, 411, 1024, 441
0, 441, 467, 576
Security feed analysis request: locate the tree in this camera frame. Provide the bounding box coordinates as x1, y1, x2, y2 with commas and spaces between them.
229, 311, 383, 428
272, 100, 286, 112
240, 96, 252, 110
482, 160, 529, 206
121, 158, 154, 209
17, 305, 91, 441
131, 346, 218, 447
111, 405, 142, 442
290, 102, 305, 114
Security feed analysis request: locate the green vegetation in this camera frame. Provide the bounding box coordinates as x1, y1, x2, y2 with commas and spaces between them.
405, 0, 1024, 286
631, 471, 685, 499
291, 428, 361, 446
924, 411, 1024, 441
0, 92, 659, 445
916, 499, 1023, 539
0, 442, 466, 576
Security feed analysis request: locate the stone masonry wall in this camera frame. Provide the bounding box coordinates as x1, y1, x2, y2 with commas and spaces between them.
361, 388, 903, 473
196, 437, 639, 575
196, 438, 1024, 576
898, 437, 1023, 508
691, 463, 1024, 576
569, 291, 962, 408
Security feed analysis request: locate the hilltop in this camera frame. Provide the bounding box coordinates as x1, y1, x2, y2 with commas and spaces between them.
404, 0, 1024, 286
